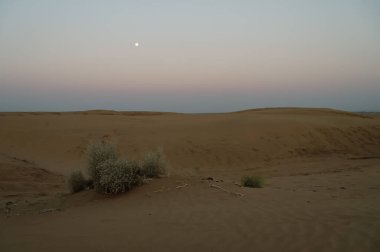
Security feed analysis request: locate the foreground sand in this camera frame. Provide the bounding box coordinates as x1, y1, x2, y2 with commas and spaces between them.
0, 108, 380, 251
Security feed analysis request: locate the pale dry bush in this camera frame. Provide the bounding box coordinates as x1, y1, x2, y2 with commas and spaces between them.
87, 141, 118, 183
140, 148, 166, 178
86, 141, 166, 194
96, 159, 142, 193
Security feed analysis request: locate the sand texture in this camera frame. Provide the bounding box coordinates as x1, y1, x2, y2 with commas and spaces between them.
1, 108, 380, 251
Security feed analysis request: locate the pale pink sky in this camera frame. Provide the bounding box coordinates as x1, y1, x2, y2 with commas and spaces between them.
0, 0, 379, 112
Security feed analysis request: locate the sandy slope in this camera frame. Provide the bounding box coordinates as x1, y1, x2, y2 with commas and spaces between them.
0, 108, 379, 176
1, 108, 380, 251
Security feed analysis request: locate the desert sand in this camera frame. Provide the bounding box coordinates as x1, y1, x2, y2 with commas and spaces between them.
1, 108, 380, 251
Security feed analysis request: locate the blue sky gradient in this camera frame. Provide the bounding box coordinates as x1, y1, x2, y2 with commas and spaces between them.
0, 0, 379, 112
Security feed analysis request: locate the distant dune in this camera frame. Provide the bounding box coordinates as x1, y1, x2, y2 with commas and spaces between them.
0, 107, 378, 176
1, 108, 380, 251
232, 107, 371, 118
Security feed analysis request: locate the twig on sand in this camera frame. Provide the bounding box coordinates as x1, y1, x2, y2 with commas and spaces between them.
176, 183, 188, 189
210, 184, 244, 197
39, 208, 58, 214
234, 192, 244, 197
144, 178, 154, 183
210, 184, 229, 193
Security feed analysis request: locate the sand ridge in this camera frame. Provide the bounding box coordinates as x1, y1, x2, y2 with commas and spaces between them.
0, 107, 379, 176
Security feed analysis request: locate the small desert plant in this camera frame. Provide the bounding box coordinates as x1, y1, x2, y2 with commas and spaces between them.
241, 175, 263, 188
68, 170, 87, 193
96, 159, 143, 194
140, 148, 166, 178
87, 141, 118, 181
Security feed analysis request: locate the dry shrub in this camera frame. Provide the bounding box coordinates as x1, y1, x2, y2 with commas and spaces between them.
141, 148, 166, 178
68, 170, 87, 193
87, 141, 118, 182
96, 159, 142, 193
241, 175, 263, 188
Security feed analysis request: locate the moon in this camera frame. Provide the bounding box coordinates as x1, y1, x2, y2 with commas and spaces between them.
134, 42, 139, 47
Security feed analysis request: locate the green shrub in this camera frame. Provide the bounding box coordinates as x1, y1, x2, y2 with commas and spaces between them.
68, 170, 87, 193
87, 141, 118, 181
241, 175, 263, 188
141, 149, 166, 178
96, 159, 143, 194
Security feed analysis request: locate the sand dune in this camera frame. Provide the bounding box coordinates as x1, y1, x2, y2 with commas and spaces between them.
0, 107, 379, 176
1, 108, 380, 251
0, 154, 64, 197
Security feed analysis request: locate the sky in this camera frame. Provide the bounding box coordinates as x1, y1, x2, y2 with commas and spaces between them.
0, 0, 379, 112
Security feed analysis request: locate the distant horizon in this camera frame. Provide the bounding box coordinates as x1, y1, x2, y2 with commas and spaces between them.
0, 106, 379, 114
1, 1, 379, 112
